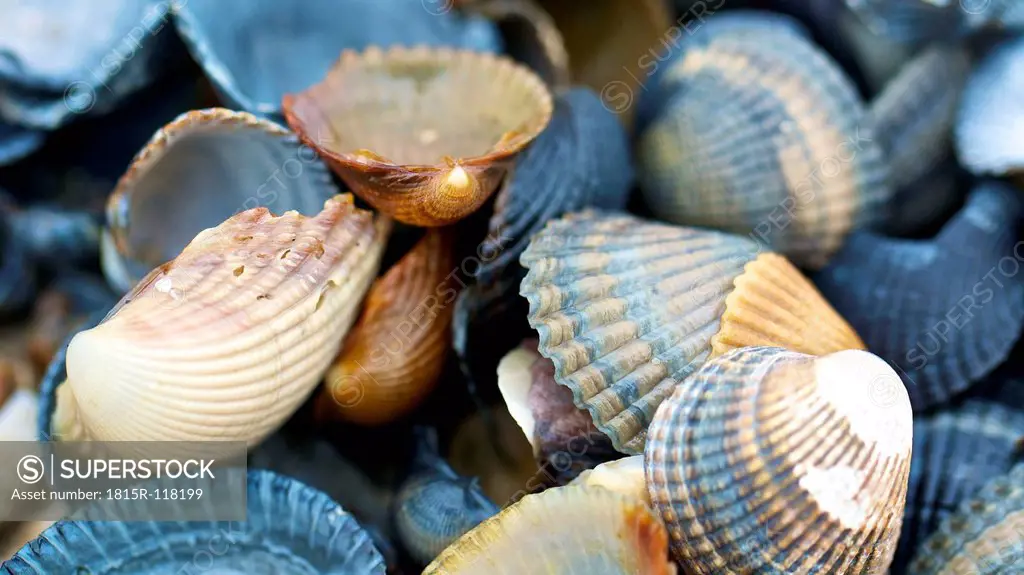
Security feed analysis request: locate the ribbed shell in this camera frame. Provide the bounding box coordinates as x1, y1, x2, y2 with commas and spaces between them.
955, 35, 1024, 176
37, 309, 106, 440
318, 228, 457, 425
102, 108, 339, 293
814, 182, 1024, 410
173, 0, 502, 118
50, 195, 389, 444
1, 470, 386, 574
520, 210, 865, 453
570, 455, 649, 507
0, 122, 43, 166
283, 46, 553, 226
908, 463, 1024, 575
645, 346, 913, 574
423, 484, 676, 574
894, 399, 1024, 573
636, 13, 891, 269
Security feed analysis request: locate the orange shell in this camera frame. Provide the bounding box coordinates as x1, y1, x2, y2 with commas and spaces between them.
317, 227, 459, 425
283, 45, 554, 227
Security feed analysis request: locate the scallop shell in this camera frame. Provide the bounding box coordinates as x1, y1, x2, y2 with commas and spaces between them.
48, 194, 389, 444
570, 455, 648, 507
955, 35, 1024, 176
173, 0, 502, 118
424, 484, 676, 574
636, 11, 892, 269
813, 182, 1024, 410
0, 121, 43, 166
317, 228, 458, 425
894, 399, 1024, 573
2, 470, 386, 573
645, 346, 913, 573
521, 210, 866, 453
101, 108, 340, 293
907, 463, 1024, 575
283, 46, 554, 227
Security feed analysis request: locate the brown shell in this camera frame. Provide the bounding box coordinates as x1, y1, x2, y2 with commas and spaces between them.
316, 228, 458, 425
448, 406, 538, 505
282, 45, 553, 226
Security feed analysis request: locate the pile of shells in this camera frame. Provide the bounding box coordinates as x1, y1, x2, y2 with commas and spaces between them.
0, 2, 1022, 574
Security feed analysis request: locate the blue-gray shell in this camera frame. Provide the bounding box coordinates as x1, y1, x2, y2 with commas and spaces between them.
38, 308, 109, 440
0, 122, 43, 166
843, 0, 1024, 42
814, 182, 1024, 410
955, 35, 1024, 175
1, 470, 386, 574
173, 0, 503, 118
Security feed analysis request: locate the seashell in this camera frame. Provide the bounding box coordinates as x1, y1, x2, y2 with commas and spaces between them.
48, 194, 390, 444
101, 107, 340, 293
843, 0, 1024, 43
0, 362, 37, 442
2, 470, 386, 573
453, 278, 530, 401
570, 454, 648, 507
394, 427, 500, 566
520, 210, 866, 453
37, 309, 106, 440
883, 160, 967, 238
497, 338, 618, 484
317, 228, 458, 426
907, 463, 1024, 575
893, 398, 1024, 573
283, 46, 554, 227
645, 346, 913, 573
8, 204, 102, 266
448, 406, 538, 505
0, 0, 175, 129
636, 11, 892, 269
424, 484, 676, 574
0, 121, 43, 166
173, 0, 502, 118
0, 197, 36, 316
814, 182, 1024, 410
955, 35, 1024, 176
834, 5, 917, 94
0, 521, 54, 563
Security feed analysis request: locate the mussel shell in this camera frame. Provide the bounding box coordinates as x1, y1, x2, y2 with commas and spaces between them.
645, 346, 913, 573
0, 121, 43, 166
636, 11, 891, 269
2, 470, 387, 573
955, 35, 1024, 176
814, 182, 1024, 410
907, 463, 1024, 575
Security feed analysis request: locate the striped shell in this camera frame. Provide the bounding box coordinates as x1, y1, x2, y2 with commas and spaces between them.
645, 346, 913, 573
283, 46, 553, 226
423, 484, 676, 574
317, 228, 457, 425
49, 195, 389, 444
102, 108, 339, 293
908, 463, 1024, 575
173, 0, 502, 118
520, 210, 865, 453
955, 35, 1024, 176
636, 11, 891, 269
2, 470, 386, 573
814, 182, 1024, 410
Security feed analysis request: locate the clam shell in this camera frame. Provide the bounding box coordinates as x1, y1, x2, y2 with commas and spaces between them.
49, 195, 389, 444
2, 470, 386, 573
813, 182, 1024, 410
0, 121, 43, 166
102, 108, 340, 293
283, 46, 553, 226
955, 35, 1024, 176
173, 0, 502, 118
645, 346, 913, 573
317, 228, 457, 425
520, 210, 865, 453
894, 399, 1024, 573
907, 463, 1024, 575
570, 454, 648, 507
423, 484, 676, 574
636, 11, 891, 269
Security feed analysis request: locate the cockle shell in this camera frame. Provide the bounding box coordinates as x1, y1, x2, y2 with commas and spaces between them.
48, 195, 389, 445
645, 346, 913, 573
283, 46, 553, 227
955, 35, 1024, 176
423, 484, 676, 574
908, 463, 1024, 575
570, 455, 648, 507
0, 122, 43, 166
173, 0, 502, 118
894, 398, 1024, 573
101, 108, 339, 293
317, 228, 458, 425
636, 11, 892, 269
2, 470, 386, 573
814, 182, 1024, 410
520, 210, 865, 453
